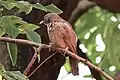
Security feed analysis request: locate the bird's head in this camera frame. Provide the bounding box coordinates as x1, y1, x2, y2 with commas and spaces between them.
40, 13, 61, 25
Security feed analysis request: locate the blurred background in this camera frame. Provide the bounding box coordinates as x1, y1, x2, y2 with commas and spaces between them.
1, 0, 120, 80
58, 6, 120, 80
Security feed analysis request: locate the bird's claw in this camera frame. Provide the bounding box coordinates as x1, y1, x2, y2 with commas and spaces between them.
64, 47, 69, 55
60, 47, 69, 56
48, 43, 52, 51
49, 43, 55, 52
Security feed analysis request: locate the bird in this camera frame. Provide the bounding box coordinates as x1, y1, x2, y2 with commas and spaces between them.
40, 13, 79, 76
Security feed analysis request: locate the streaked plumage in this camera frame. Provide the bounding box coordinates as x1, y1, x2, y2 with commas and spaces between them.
42, 13, 79, 75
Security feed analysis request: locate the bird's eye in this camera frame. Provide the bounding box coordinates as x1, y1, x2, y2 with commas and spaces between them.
44, 18, 50, 24
47, 19, 50, 23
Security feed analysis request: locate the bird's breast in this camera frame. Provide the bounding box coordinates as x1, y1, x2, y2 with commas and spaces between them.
47, 24, 67, 48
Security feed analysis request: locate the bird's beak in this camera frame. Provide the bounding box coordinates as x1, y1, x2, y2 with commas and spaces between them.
39, 20, 44, 24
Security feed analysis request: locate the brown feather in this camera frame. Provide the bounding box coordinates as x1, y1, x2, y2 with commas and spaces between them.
43, 13, 79, 75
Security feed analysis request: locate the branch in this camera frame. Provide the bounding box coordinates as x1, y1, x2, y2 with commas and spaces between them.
28, 52, 57, 77
0, 37, 48, 47
58, 48, 114, 80
23, 46, 42, 76
69, 0, 96, 25
0, 37, 114, 80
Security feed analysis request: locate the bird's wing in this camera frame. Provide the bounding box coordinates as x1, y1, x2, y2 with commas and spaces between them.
55, 21, 77, 53
57, 21, 79, 75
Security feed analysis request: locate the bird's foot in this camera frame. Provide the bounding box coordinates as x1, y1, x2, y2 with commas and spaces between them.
61, 47, 69, 56
49, 43, 55, 52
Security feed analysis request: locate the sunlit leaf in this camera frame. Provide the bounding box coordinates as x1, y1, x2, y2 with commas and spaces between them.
8, 16, 26, 25
2, 71, 28, 80
14, 1, 32, 14
37, 54, 40, 63
0, 1, 62, 14
2, 73, 16, 80
19, 23, 39, 32
75, 6, 120, 77
64, 57, 71, 73
0, 75, 2, 80
33, 3, 47, 12
84, 74, 92, 78
0, 64, 5, 72
1, 16, 20, 38
0, 1, 15, 10
45, 4, 63, 14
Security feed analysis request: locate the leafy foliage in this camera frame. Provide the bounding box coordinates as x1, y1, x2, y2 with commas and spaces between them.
0, 0, 62, 67
0, 1, 63, 14
2, 71, 28, 80
25, 30, 41, 43
0, 16, 20, 38
75, 6, 120, 76
0, 64, 28, 80
0, 0, 63, 79
44, 4, 63, 14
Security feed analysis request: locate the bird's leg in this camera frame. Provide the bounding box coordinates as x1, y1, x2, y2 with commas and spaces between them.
63, 47, 69, 55
59, 47, 69, 57
49, 42, 55, 52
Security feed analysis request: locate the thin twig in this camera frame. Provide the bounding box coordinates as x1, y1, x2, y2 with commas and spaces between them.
58, 48, 114, 80
28, 52, 57, 77
23, 46, 42, 76
0, 37, 44, 47
0, 37, 114, 80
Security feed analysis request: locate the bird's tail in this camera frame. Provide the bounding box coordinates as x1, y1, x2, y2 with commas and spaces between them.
69, 56, 79, 76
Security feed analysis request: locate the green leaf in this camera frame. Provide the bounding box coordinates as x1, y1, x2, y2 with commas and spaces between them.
0, 1, 15, 10
8, 16, 26, 25
37, 54, 40, 63
2, 73, 16, 80
0, 1, 62, 14
7, 43, 18, 66
45, 4, 63, 14
33, 3, 47, 12
0, 1, 32, 13
0, 26, 5, 37
2, 71, 28, 80
0, 63, 5, 72
19, 23, 39, 32
25, 30, 41, 43
75, 6, 120, 77
84, 74, 92, 78
14, 1, 32, 14
1, 16, 20, 38
64, 57, 71, 73
33, 3, 63, 14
